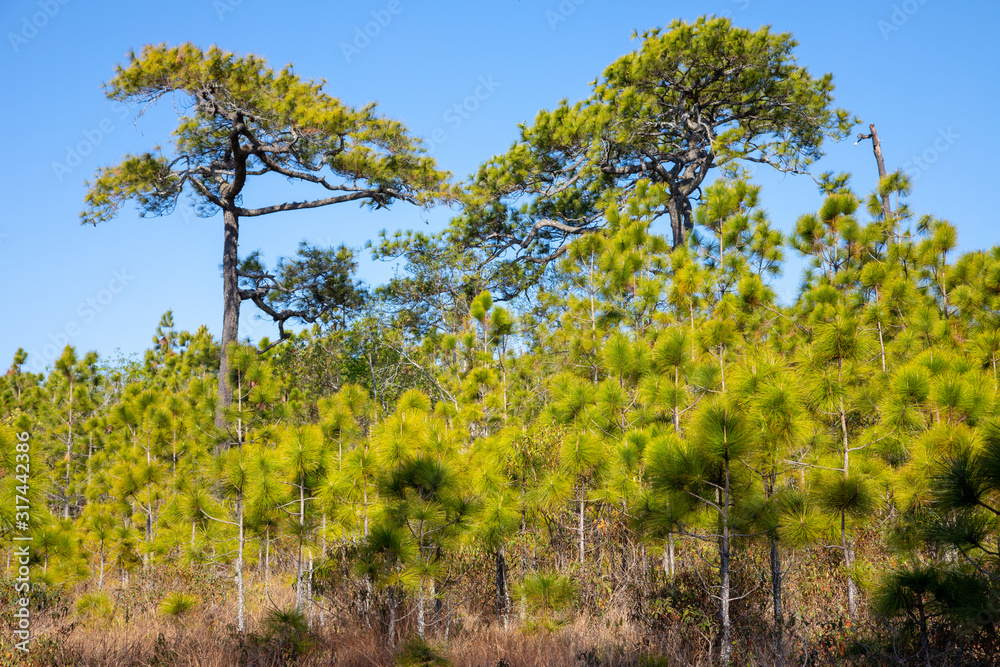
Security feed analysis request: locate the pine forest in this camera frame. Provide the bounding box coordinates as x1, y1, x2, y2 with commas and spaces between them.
2, 15, 998, 667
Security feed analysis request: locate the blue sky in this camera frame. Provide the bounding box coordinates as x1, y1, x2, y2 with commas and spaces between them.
1, 0, 996, 374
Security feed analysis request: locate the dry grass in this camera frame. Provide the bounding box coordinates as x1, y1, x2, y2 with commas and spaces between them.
22, 615, 691, 667
3, 578, 698, 667
443, 615, 702, 667
4, 535, 991, 666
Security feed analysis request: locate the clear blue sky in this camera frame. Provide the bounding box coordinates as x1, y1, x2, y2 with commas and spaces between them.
1, 0, 996, 374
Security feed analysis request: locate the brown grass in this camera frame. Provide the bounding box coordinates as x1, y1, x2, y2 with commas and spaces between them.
20, 615, 696, 667
2, 576, 701, 667
4, 534, 991, 666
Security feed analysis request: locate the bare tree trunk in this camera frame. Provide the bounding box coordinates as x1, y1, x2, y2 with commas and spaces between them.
388, 588, 397, 647
496, 546, 510, 628
520, 512, 528, 622
859, 124, 891, 221
144, 508, 151, 572
64, 378, 74, 520
842, 512, 857, 624
662, 536, 676, 578
770, 537, 785, 666
417, 581, 426, 639
668, 532, 676, 576
295, 484, 306, 613
917, 593, 932, 667
265, 526, 271, 595
306, 555, 314, 628
362, 488, 372, 624
719, 457, 733, 667
319, 516, 327, 628
839, 392, 858, 625
877, 318, 887, 372
236, 497, 245, 633
217, 207, 240, 426
719, 345, 726, 393
667, 195, 685, 249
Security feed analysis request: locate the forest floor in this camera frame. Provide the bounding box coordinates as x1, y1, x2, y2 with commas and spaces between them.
0, 555, 882, 667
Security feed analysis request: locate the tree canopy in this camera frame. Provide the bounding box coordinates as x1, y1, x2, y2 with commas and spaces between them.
449, 16, 854, 298
82, 42, 450, 415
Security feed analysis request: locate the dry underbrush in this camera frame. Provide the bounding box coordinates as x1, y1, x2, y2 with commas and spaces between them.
0, 536, 994, 666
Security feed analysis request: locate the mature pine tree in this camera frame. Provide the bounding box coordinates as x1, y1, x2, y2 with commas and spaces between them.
451, 15, 853, 293
82, 43, 450, 418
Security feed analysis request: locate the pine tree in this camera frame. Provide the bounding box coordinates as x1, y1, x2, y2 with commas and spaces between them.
81, 43, 449, 416
46, 347, 101, 520
649, 397, 756, 666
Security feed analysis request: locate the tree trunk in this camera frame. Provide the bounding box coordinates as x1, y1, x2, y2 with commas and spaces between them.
387, 588, 397, 646
842, 511, 857, 625
496, 546, 510, 628
144, 508, 152, 571
673, 365, 681, 434
865, 124, 891, 221
667, 194, 686, 249
306, 555, 314, 628
719, 457, 733, 667
917, 593, 932, 667
663, 534, 676, 578
320, 516, 326, 628
838, 389, 858, 626
877, 318, 887, 373
295, 483, 306, 613
217, 207, 240, 426
64, 378, 74, 520
770, 536, 785, 666
236, 496, 245, 633
417, 581, 426, 639
87, 434, 93, 492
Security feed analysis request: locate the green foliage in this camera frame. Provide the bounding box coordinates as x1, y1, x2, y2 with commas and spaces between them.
74, 592, 114, 626
6, 16, 1000, 665
82, 43, 448, 227
395, 636, 450, 666
516, 571, 578, 631
450, 15, 854, 298
159, 591, 199, 618
262, 607, 314, 660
